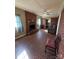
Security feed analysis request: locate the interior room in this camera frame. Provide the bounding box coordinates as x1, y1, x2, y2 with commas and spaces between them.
15, 0, 64, 59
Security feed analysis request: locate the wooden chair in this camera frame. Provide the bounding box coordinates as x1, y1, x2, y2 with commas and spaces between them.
45, 34, 61, 59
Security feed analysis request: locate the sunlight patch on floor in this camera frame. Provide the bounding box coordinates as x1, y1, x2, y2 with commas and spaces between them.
44, 30, 48, 33
17, 50, 29, 59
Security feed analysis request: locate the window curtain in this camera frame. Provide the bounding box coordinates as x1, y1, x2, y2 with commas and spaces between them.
15, 15, 24, 33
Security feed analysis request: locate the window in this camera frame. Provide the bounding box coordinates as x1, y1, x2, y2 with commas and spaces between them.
15, 15, 24, 33
37, 18, 41, 29
37, 18, 41, 26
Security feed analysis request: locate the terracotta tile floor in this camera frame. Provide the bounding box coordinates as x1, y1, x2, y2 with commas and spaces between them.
15, 29, 55, 59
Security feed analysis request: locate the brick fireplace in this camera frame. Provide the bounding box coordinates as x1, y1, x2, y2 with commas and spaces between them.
25, 11, 37, 35
29, 22, 36, 32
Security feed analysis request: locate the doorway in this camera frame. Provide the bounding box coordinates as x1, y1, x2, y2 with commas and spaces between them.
46, 19, 49, 29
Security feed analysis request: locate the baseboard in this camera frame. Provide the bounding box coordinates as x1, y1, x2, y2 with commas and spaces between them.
15, 34, 26, 39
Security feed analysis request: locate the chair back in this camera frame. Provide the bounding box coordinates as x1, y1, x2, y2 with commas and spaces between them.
55, 34, 61, 54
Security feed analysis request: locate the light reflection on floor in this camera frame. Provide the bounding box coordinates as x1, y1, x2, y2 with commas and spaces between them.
43, 29, 48, 33
17, 50, 29, 59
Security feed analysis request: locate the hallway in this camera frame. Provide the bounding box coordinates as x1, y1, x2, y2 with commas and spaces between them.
15, 30, 55, 59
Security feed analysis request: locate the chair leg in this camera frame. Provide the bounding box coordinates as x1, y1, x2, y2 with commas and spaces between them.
45, 46, 47, 54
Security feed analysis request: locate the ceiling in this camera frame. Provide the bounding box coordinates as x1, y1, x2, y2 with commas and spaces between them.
15, 0, 64, 18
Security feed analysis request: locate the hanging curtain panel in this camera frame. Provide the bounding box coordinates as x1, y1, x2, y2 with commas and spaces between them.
15, 15, 24, 33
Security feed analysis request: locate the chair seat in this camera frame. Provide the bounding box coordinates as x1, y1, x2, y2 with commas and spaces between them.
46, 38, 55, 48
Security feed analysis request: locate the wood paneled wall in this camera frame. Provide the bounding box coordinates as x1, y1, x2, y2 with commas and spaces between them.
57, 9, 64, 59
51, 17, 58, 24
